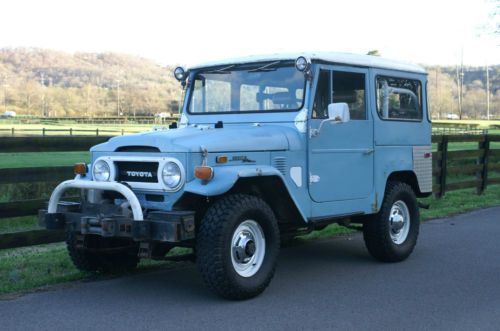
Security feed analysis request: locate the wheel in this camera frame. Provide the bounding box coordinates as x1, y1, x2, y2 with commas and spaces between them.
196, 194, 280, 300
363, 181, 420, 262
66, 231, 139, 273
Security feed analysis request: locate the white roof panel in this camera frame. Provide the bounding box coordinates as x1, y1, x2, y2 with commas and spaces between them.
189, 52, 426, 74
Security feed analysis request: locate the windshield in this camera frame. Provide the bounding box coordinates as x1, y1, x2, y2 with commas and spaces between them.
187, 62, 305, 114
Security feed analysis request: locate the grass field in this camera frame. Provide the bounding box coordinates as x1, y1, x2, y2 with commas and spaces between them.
432, 119, 500, 128
0, 122, 154, 137
0, 152, 90, 169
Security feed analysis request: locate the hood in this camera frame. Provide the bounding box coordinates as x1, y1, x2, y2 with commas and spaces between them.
91, 124, 302, 153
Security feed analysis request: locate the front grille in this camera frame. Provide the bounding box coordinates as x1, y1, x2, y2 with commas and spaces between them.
115, 161, 159, 183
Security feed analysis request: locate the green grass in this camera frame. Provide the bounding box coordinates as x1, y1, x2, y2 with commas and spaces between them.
0, 123, 152, 136
0, 151, 89, 168
0, 245, 191, 296
0, 216, 38, 233
433, 119, 500, 129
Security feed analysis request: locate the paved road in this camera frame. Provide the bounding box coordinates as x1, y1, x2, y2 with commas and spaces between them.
1, 207, 500, 331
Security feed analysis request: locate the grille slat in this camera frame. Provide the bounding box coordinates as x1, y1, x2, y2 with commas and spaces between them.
272, 157, 287, 176
115, 161, 159, 183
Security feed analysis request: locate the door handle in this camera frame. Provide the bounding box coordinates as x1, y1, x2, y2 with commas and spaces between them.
363, 149, 374, 155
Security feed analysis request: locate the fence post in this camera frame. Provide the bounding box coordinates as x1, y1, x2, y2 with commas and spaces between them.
96, 128, 99, 136
121, 129, 124, 135
70, 128, 73, 136
11, 128, 14, 136
477, 135, 490, 194
42, 128, 46, 136
436, 135, 448, 198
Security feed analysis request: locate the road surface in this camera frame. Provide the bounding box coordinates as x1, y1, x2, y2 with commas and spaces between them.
1, 207, 500, 330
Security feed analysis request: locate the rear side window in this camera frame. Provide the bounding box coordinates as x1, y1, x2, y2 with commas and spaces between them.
376, 76, 422, 120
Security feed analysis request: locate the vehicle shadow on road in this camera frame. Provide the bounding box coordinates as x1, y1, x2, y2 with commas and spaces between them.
99, 234, 377, 303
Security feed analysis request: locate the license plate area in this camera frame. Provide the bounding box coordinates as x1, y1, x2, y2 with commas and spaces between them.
115, 161, 159, 183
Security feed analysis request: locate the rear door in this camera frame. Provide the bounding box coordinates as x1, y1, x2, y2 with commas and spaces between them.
308, 65, 374, 202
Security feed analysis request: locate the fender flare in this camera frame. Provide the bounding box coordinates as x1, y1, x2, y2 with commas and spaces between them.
184, 165, 308, 221
184, 165, 284, 196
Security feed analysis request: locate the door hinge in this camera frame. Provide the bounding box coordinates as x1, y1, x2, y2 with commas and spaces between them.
309, 174, 320, 183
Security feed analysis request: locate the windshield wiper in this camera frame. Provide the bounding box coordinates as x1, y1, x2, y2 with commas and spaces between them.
204, 65, 236, 74
247, 61, 281, 72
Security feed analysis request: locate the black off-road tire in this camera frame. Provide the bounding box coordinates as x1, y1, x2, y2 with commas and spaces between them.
363, 181, 420, 262
66, 231, 139, 273
196, 194, 280, 300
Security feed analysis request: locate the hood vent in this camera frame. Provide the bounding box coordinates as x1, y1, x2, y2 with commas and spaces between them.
272, 157, 287, 176
115, 146, 160, 153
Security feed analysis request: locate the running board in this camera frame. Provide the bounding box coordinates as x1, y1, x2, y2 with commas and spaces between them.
307, 212, 364, 229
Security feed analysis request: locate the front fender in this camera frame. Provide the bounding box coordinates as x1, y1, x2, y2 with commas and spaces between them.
184, 165, 284, 196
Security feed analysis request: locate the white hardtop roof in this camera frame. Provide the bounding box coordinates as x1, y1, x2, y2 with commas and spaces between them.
189, 52, 426, 74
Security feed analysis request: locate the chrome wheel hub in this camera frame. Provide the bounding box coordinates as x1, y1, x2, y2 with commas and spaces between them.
231, 220, 265, 277
389, 200, 410, 245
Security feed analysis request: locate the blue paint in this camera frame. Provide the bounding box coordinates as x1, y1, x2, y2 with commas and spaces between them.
85, 54, 430, 224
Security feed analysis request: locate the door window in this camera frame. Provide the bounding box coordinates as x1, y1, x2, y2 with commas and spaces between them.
312, 70, 330, 119
332, 71, 366, 120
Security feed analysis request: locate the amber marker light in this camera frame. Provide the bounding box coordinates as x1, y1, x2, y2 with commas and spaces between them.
73, 163, 87, 175
195, 166, 214, 181
216, 155, 228, 164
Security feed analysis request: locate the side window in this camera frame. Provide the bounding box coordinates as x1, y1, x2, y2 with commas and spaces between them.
332, 71, 366, 120
376, 76, 422, 120
312, 70, 330, 119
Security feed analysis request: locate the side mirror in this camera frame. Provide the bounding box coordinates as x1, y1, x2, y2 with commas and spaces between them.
327, 103, 350, 123
311, 103, 350, 137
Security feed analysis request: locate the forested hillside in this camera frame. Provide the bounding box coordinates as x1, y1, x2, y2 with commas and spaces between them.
0, 48, 498, 119
0, 48, 180, 117
427, 65, 499, 119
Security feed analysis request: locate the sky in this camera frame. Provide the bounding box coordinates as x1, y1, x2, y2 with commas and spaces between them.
0, 0, 498, 67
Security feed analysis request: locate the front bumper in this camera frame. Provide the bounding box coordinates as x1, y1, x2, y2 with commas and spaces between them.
41, 179, 195, 243
39, 206, 195, 242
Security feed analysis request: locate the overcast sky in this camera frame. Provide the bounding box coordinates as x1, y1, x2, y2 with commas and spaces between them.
1, 0, 498, 67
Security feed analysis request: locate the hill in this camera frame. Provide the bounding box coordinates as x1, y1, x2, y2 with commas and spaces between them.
0, 48, 180, 117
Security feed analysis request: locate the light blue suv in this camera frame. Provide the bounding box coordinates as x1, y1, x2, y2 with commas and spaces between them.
41, 52, 432, 299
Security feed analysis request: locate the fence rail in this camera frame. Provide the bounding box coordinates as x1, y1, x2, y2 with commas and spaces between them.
432, 134, 500, 197
1, 134, 499, 250
0, 127, 145, 137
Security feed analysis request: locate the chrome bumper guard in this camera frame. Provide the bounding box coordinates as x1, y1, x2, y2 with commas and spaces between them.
40, 179, 195, 243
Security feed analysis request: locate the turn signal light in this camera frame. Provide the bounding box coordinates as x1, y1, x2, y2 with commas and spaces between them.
216, 155, 228, 164
73, 163, 87, 175
195, 166, 214, 181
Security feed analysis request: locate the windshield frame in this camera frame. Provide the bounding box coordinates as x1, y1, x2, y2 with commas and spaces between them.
185, 61, 307, 115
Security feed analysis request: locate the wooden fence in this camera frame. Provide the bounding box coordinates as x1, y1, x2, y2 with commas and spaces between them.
1, 134, 499, 250
0, 127, 143, 137
432, 135, 500, 197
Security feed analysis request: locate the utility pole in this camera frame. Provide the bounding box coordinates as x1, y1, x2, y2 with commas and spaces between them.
435, 68, 439, 119
116, 79, 120, 117
2, 83, 8, 113
459, 48, 464, 120
40, 73, 45, 117
456, 63, 461, 119
48, 77, 53, 117
486, 61, 490, 120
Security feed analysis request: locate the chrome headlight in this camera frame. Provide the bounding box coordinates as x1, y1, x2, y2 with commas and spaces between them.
162, 161, 182, 190
295, 56, 311, 72
92, 160, 111, 181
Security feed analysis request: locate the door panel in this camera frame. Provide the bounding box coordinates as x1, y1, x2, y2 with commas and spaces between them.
308, 66, 374, 203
